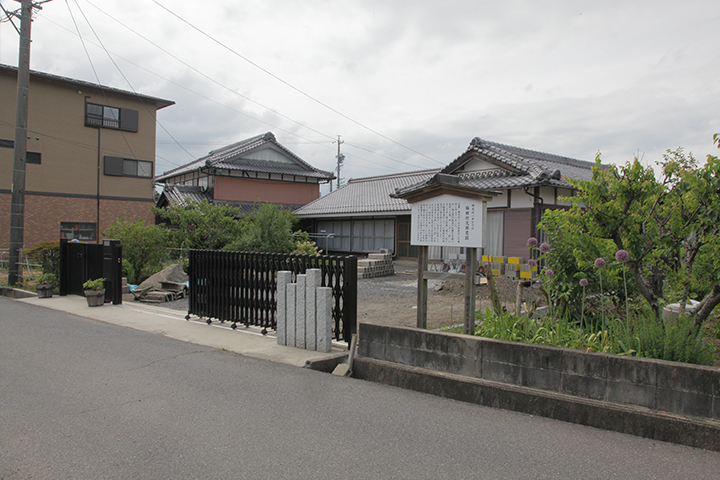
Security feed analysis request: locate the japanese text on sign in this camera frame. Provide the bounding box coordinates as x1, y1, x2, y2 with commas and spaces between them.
410, 195, 484, 247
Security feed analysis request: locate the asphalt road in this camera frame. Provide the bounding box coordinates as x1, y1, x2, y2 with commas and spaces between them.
2, 297, 719, 479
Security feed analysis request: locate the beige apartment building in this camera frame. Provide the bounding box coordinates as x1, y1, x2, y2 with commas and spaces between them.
0, 64, 173, 250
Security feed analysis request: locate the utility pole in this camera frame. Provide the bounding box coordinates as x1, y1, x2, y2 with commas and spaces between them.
335, 135, 344, 191
6, 0, 51, 286
8, 0, 33, 286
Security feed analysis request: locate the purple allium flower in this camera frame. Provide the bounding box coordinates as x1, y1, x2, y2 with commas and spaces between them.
539, 243, 551, 253
580, 278, 589, 287
545, 269, 554, 276
527, 237, 538, 247
594, 257, 606, 268
528, 259, 537, 267
615, 249, 629, 263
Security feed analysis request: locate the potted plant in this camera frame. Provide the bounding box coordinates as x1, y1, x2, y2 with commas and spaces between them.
35, 272, 56, 298
83, 278, 106, 307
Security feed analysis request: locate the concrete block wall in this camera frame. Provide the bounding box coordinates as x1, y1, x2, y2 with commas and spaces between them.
357, 251, 394, 279
277, 270, 332, 353
357, 323, 720, 421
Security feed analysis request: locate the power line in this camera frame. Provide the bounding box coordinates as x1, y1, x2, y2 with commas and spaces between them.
150, 0, 444, 166
75, 1, 432, 172
32, 2, 435, 176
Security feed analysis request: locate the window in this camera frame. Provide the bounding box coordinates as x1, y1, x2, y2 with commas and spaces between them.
0, 138, 41, 164
352, 219, 394, 252
85, 102, 139, 132
104, 156, 153, 178
26, 152, 41, 164
60, 222, 96, 241
316, 220, 351, 252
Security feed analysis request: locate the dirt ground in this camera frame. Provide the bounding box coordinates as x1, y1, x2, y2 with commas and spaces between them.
357, 261, 528, 330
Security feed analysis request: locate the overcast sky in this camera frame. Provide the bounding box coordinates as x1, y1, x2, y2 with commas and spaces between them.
2, 0, 718, 193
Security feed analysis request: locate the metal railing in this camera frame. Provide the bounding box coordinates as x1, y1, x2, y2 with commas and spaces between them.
187, 250, 357, 344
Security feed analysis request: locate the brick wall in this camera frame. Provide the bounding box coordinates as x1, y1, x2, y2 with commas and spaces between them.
0, 192, 153, 250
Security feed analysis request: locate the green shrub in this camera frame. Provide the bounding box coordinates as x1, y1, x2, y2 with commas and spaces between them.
24, 240, 60, 278
102, 218, 168, 284
291, 231, 321, 255
83, 278, 105, 291
625, 312, 714, 365
36, 272, 57, 285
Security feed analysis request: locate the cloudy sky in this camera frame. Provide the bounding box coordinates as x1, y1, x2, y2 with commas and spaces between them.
2, 0, 718, 193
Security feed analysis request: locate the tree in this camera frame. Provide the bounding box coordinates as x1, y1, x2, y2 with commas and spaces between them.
663, 137, 720, 325
102, 218, 168, 284
24, 240, 61, 278
152, 200, 245, 251
568, 135, 720, 325
223, 203, 296, 253
570, 156, 668, 318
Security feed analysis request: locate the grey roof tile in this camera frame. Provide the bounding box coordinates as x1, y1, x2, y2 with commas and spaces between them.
157, 184, 209, 207
156, 132, 334, 181
395, 137, 598, 198
294, 170, 438, 217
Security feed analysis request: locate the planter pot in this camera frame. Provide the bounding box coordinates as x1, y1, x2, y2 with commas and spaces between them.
84, 289, 106, 307
36, 284, 55, 299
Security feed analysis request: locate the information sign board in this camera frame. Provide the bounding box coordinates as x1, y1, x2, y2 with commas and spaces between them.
410, 194, 484, 247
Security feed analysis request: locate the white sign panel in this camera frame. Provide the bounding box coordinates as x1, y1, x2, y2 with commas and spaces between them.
410, 194, 484, 247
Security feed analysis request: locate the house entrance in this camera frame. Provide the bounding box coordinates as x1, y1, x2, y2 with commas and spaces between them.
396, 220, 417, 259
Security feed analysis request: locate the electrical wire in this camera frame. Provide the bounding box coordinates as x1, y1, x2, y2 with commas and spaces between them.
150, 0, 444, 166
79, 1, 432, 172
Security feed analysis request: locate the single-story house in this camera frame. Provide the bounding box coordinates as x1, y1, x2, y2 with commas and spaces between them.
155, 132, 334, 215
294, 137, 597, 261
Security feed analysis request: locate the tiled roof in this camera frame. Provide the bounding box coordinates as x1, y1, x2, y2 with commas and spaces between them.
155, 132, 334, 181
294, 170, 439, 217
460, 137, 597, 182
394, 137, 597, 198
157, 184, 209, 207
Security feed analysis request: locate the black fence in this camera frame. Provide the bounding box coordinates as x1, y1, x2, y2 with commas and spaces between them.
187, 250, 358, 344
59, 239, 123, 304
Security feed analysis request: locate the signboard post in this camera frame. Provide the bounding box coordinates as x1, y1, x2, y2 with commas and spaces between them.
410, 194, 487, 333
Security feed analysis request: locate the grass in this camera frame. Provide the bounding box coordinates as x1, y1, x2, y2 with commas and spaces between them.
473, 307, 718, 366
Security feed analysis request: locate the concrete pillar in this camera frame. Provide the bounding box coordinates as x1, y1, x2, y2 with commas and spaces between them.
276, 271, 291, 346
287, 284, 296, 348
305, 269, 321, 351
317, 286, 333, 353
295, 274, 306, 349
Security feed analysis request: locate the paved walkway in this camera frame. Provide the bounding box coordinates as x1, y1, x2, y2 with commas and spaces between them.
15, 294, 348, 368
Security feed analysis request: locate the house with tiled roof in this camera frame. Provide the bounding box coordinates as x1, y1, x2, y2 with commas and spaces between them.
294, 137, 597, 260
155, 132, 334, 215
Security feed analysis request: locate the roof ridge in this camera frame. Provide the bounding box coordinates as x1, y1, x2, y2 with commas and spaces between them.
349, 168, 440, 184
471, 137, 595, 168
207, 132, 268, 157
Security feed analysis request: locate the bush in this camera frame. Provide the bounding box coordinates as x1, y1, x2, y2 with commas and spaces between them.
223, 203, 296, 253
291, 230, 321, 255
24, 240, 60, 278
153, 200, 244, 251
102, 218, 168, 284
625, 312, 714, 365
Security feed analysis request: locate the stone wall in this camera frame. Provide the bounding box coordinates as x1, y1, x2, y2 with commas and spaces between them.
357, 323, 720, 421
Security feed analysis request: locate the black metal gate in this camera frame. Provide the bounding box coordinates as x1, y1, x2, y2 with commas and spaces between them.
187, 250, 357, 343
59, 239, 123, 304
